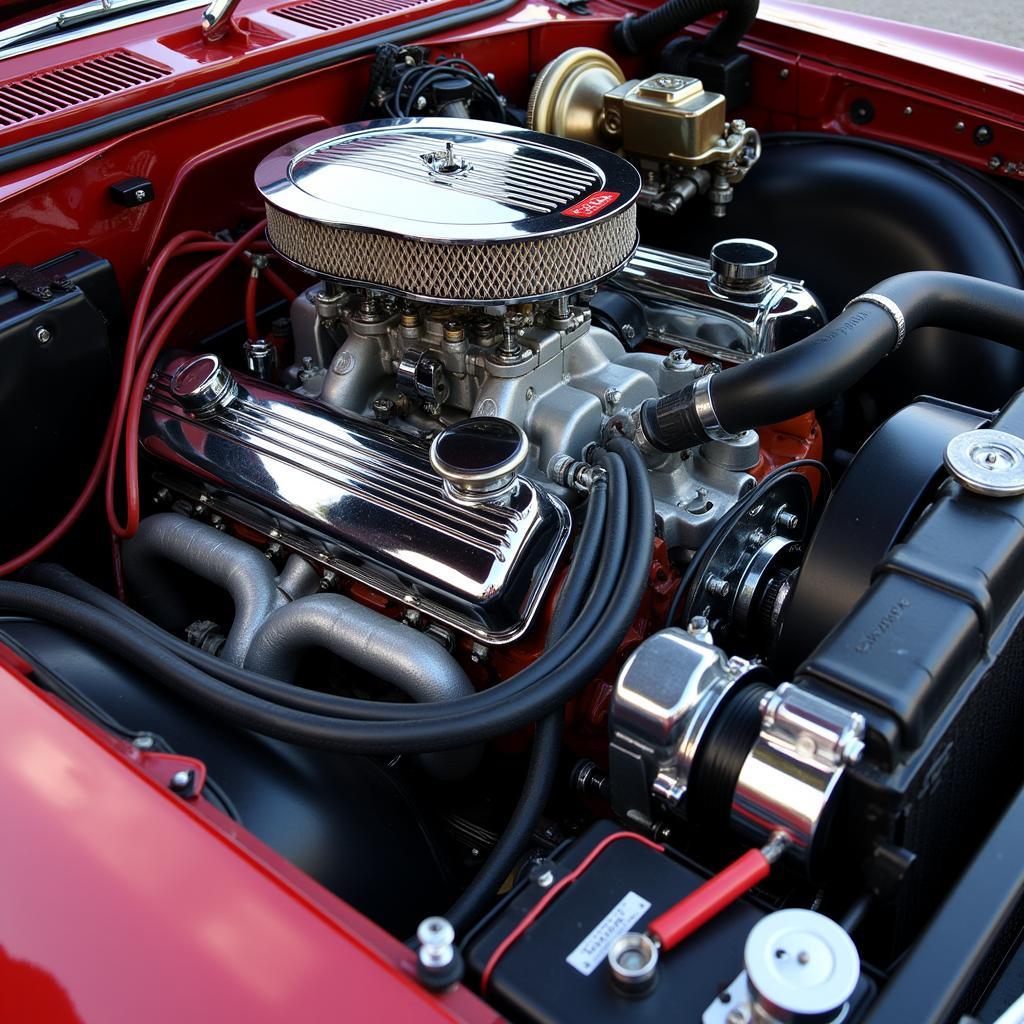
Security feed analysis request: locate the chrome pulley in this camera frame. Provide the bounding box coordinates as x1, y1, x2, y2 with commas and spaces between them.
681, 470, 813, 649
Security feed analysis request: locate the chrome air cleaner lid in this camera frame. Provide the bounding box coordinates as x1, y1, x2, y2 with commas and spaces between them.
255, 117, 640, 304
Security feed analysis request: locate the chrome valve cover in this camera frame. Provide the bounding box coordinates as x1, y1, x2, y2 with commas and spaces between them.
140, 358, 571, 644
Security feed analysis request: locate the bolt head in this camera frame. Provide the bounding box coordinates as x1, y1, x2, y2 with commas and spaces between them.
35, 325, 52, 345
133, 734, 155, 750
170, 769, 193, 790
417, 916, 455, 970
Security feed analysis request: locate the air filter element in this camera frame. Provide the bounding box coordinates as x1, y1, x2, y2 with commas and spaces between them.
255, 117, 640, 304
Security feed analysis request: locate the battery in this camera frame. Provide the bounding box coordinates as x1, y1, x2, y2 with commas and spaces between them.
465, 820, 766, 1023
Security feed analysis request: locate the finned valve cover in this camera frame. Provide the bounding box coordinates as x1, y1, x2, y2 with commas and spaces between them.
255, 118, 641, 304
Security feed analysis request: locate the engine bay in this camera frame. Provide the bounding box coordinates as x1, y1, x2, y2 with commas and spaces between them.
3, 10, 1024, 1022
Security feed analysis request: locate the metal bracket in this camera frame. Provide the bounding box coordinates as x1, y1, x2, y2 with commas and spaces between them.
0, 262, 75, 303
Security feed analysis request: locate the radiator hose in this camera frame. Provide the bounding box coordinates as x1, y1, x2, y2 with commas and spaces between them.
640, 271, 1024, 452
614, 0, 759, 58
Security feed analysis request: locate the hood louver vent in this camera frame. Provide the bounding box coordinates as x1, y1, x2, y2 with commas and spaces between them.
271, 0, 434, 31
0, 50, 170, 128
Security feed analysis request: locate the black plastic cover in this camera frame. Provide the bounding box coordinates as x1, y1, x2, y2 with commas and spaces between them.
467, 819, 765, 1022
0, 250, 121, 565
801, 390, 1024, 752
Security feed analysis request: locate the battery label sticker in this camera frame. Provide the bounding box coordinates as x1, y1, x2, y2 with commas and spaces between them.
562, 191, 620, 218
565, 891, 651, 976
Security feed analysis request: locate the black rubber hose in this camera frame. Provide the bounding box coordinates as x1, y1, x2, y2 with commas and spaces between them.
23, 457, 626, 727
547, 478, 609, 645
446, 475, 612, 935
641, 271, 1024, 452
0, 449, 653, 753
614, 0, 758, 57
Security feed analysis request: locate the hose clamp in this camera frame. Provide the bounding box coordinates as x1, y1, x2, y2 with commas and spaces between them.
845, 292, 907, 350
692, 373, 733, 441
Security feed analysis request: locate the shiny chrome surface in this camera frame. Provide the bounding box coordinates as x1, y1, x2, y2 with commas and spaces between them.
611, 628, 752, 807
140, 362, 570, 644
429, 418, 529, 505
256, 118, 638, 242
732, 683, 865, 865
201, 0, 243, 40
170, 353, 238, 418
607, 245, 826, 362
0, 0, 204, 59
256, 119, 640, 304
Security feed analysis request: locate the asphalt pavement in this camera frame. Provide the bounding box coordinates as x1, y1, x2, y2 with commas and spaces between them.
795, 0, 1024, 49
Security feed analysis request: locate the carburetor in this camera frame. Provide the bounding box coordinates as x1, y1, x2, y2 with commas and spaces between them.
527, 48, 760, 216
258, 117, 823, 562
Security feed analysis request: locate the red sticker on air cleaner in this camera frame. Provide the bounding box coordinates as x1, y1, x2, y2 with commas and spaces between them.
562, 191, 620, 218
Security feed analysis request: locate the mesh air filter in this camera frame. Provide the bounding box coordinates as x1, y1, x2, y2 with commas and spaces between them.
255, 118, 641, 304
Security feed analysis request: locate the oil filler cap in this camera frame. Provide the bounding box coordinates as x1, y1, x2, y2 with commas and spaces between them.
430, 417, 528, 505
944, 428, 1024, 497
170, 353, 238, 419
744, 909, 859, 1023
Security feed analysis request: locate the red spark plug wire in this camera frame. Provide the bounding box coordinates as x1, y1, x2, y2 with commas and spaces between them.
0, 220, 297, 576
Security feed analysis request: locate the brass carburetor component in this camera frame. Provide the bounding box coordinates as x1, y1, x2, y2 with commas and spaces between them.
528, 47, 760, 217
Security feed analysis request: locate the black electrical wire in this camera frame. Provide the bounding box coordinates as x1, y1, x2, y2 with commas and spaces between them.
666, 459, 831, 628
765, 132, 1024, 280
445, 474, 612, 935
26, 452, 630, 728
1, 444, 653, 755
387, 57, 509, 121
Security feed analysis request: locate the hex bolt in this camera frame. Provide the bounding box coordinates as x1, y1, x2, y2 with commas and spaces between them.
417, 917, 455, 969
777, 511, 801, 533
707, 576, 731, 598
133, 734, 155, 750
170, 769, 193, 792
35, 325, 53, 345
415, 916, 463, 991
605, 387, 622, 408
687, 615, 712, 644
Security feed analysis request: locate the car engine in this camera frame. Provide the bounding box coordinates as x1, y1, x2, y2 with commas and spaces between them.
3, 17, 1024, 1024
